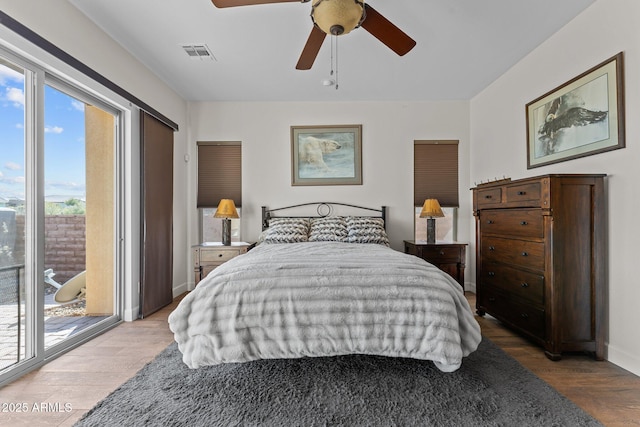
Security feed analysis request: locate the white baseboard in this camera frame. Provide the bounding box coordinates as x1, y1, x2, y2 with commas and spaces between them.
173, 282, 189, 298
607, 343, 640, 377
122, 282, 188, 322
123, 305, 138, 322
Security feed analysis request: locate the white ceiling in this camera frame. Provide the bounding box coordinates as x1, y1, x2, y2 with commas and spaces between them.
68, 0, 595, 102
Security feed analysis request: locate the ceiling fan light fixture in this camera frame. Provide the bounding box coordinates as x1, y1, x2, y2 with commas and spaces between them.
311, 0, 365, 36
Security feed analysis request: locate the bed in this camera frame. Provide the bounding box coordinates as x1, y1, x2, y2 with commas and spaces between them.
169, 202, 481, 373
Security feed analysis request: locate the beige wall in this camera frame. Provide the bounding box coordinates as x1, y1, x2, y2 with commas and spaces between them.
85, 105, 114, 316
470, 0, 640, 375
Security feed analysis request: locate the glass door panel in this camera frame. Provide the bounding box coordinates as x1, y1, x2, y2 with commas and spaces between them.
0, 59, 30, 370
43, 84, 116, 351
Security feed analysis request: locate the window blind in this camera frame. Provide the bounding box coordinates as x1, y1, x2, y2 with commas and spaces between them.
197, 142, 241, 208
414, 140, 459, 207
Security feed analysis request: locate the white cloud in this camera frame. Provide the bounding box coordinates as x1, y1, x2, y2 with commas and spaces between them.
0, 175, 25, 185
71, 100, 85, 111
5, 162, 21, 171
0, 67, 24, 85
46, 180, 85, 193
5, 87, 24, 108
44, 125, 64, 134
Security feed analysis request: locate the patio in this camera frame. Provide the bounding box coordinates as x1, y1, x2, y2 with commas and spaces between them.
0, 292, 108, 371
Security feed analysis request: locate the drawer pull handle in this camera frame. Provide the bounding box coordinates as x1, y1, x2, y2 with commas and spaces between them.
518, 191, 526, 195
487, 220, 494, 224
521, 252, 528, 257
488, 272, 495, 277
488, 297, 496, 302
485, 195, 492, 199
439, 251, 445, 255
520, 221, 528, 225
521, 282, 529, 288
521, 313, 529, 319
489, 246, 495, 251
218, 253, 224, 257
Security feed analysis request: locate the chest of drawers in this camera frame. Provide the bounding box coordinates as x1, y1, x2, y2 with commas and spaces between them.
472, 174, 606, 360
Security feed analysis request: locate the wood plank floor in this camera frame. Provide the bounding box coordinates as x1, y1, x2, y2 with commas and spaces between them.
1, 292, 639, 426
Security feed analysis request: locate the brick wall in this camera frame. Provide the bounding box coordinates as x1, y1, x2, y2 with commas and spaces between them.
44, 215, 86, 283
12, 214, 86, 284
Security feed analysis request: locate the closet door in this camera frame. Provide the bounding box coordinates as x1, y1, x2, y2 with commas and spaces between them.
140, 112, 174, 317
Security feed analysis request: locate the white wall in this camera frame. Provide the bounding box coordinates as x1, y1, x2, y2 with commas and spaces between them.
8, 0, 634, 376
188, 101, 472, 256
0, 0, 190, 318
470, 0, 640, 375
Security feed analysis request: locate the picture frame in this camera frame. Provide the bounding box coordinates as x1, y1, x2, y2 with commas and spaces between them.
291, 124, 362, 186
526, 52, 625, 169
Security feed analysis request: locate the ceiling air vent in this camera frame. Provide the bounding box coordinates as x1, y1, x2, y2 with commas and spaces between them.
182, 44, 216, 61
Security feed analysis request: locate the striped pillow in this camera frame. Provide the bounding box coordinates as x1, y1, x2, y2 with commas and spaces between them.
346, 217, 390, 246
263, 218, 310, 243
308, 217, 348, 242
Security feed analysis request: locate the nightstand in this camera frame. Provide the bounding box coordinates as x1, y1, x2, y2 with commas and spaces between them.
403, 240, 467, 290
192, 242, 255, 285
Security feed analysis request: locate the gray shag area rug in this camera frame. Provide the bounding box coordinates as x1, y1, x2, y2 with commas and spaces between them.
75, 338, 602, 426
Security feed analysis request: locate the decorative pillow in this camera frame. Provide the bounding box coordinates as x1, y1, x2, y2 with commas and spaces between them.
262, 218, 310, 243
346, 217, 390, 246
256, 229, 268, 245
308, 217, 348, 242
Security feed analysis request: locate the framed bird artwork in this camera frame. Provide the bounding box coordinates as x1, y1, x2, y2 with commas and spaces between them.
526, 52, 625, 169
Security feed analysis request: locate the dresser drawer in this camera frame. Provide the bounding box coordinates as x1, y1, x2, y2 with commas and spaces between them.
481, 236, 544, 270
480, 262, 544, 306
199, 248, 241, 263
506, 181, 541, 204
480, 289, 545, 339
417, 245, 463, 263
481, 209, 543, 239
476, 187, 503, 207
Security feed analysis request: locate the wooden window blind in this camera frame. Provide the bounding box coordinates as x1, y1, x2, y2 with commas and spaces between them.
197, 142, 241, 208
414, 140, 459, 207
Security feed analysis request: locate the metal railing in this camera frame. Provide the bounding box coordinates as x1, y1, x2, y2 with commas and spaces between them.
0, 264, 24, 365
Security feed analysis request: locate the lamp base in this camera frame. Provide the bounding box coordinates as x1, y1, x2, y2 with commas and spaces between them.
426, 218, 436, 244
221, 218, 231, 246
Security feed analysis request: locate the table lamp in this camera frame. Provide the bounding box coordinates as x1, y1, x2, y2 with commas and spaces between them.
420, 199, 444, 244
214, 199, 239, 246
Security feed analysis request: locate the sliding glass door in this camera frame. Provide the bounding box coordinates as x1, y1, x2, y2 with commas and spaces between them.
0, 58, 30, 372
0, 50, 123, 384
43, 81, 118, 352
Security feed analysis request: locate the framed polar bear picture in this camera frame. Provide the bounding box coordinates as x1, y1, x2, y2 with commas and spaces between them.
291, 124, 362, 186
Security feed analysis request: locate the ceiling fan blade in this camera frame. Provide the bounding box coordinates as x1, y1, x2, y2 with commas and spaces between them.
211, 0, 301, 8
296, 26, 326, 70
361, 4, 416, 56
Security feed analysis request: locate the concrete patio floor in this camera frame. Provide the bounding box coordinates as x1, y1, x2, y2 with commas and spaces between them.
0, 294, 108, 371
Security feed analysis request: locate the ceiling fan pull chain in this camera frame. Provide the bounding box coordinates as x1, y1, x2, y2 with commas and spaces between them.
330, 33, 334, 76
335, 34, 339, 90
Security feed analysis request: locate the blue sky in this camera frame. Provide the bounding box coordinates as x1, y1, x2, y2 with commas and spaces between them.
1, 63, 86, 200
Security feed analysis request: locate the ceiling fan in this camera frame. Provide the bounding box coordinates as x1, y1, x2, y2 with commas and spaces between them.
211, 0, 416, 70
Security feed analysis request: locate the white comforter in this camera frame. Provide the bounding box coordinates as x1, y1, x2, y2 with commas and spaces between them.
169, 242, 481, 372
